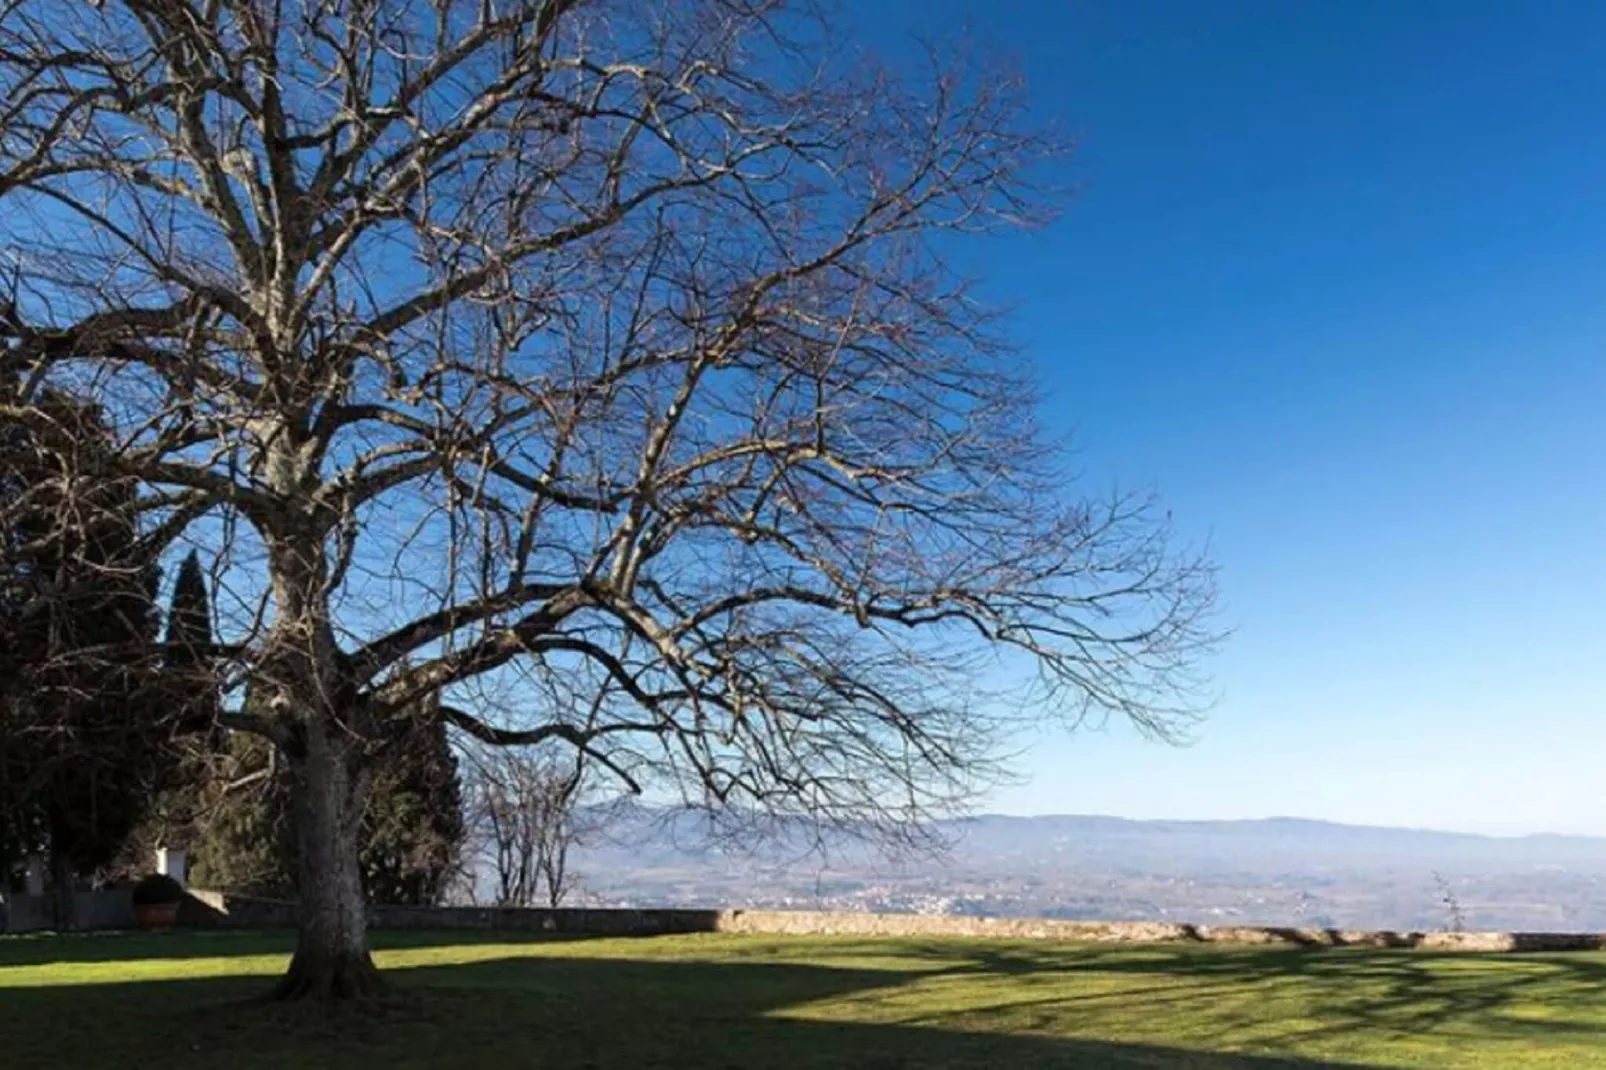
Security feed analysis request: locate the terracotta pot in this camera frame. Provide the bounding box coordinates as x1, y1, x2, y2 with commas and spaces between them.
134, 902, 180, 931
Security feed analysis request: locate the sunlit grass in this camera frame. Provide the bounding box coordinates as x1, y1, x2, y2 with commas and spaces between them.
3, 929, 1603, 1068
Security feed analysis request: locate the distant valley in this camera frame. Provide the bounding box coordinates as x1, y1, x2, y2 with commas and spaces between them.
560, 811, 1606, 933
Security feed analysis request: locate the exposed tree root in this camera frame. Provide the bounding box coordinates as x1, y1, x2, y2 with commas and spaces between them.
266, 949, 387, 1002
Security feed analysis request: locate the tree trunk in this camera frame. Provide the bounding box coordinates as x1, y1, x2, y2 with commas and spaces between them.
269, 723, 383, 1001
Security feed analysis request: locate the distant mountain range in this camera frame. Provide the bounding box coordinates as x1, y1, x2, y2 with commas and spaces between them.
555, 810, 1606, 933
942, 813, 1606, 870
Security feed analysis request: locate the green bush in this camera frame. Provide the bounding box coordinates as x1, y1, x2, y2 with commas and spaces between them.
130, 872, 185, 906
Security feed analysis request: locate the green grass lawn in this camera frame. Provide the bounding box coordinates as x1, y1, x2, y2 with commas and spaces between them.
3, 929, 1604, 1068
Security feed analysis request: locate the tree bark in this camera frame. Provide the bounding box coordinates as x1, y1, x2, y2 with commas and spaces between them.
269, 720, 383, 1001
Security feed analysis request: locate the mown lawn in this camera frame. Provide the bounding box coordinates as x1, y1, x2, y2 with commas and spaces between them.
3, 929, 1604, 1068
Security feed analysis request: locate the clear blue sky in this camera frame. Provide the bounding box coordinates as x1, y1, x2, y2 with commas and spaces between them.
856, 1, 1606, 835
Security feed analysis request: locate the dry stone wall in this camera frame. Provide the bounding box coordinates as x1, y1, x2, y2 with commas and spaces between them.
170, 893, 1606, 953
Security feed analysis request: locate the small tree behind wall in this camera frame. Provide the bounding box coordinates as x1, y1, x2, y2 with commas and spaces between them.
467, 748, 592, 909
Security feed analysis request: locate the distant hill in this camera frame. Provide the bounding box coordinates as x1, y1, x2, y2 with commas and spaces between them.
942, 813, 1606, 870
555, 809, 1606, 933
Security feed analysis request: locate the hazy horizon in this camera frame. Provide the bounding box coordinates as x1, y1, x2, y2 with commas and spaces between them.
964, 808, 1603, 841
570, 804, 1606, 933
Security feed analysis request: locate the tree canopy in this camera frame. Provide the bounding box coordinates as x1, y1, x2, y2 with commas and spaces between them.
0, 0, 1216, 995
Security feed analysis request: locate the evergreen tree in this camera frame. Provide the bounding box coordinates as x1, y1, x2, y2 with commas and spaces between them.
0, 407, 43, 885
0, 392, 166, 920
191, 691, 464, 905
108, 550, 225, 880
164, 551, 219, 730
360, 695, 464, 906
1, 387, 57, 878
189, 732, 295, 897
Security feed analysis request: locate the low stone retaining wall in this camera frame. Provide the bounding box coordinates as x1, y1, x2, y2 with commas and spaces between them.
373, 904, 727, 935
178, 888, 297, 929
718, 910, 1606, 952
170, 892, 1606, 953
180, 893, 724, 937
0, 890, 135, 933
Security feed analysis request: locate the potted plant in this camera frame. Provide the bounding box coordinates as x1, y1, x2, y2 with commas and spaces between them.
131, 873, 185, 931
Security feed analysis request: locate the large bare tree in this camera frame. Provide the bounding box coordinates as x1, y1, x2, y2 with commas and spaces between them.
0, 0, 1216, 998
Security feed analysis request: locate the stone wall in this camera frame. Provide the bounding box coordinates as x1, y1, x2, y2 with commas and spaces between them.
717, 910, 1606, 952
0, 890, 135, 933
178, 894, 725, 936
372, 904, 728, 934
164, 893, 1606, 953
176, 888, 298, 929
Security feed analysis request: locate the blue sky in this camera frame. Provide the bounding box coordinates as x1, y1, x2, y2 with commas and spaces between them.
856, 1, 1606, 835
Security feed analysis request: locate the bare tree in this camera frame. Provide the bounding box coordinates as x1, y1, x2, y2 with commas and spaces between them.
466, 746, 590, 909
0, 0, 1216, 999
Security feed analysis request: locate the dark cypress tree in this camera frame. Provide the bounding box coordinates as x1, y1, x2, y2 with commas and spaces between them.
0, 390, 42, 886
164, 551, 219, 727
0, 392, 165, 922
108, 550, 225, 879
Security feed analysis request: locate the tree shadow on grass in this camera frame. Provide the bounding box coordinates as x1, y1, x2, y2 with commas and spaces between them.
0, 928, 289, 967
0, 940, 1385, 1070
0, 926, 601, 968
885, 940, 1606, 1053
